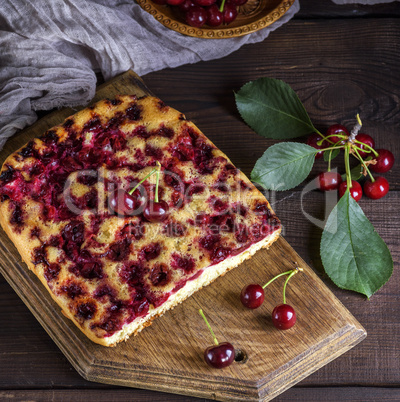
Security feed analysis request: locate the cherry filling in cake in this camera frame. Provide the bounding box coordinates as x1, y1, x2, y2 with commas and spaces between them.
0, 95, 280, 343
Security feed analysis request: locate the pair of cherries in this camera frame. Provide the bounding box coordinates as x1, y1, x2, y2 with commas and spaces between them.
199, 267, 302, 369
240, 267, 302, 329
109, 162, 169, 222
309, 124, 394, 201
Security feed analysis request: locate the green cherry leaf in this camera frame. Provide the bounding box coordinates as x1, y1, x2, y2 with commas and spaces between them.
320, 191, 393, 298
341, 157, 373, 182
251, 142, 316, 191
323, 148, 340, 162
341, 163, 363, 182
235, 78, 317, 139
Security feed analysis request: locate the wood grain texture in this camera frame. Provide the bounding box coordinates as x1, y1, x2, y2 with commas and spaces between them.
2, 387, 400, 401
0, 1, 399, 400
142, 19, 400, 190
296, 2, 400, 18
0, 70, 366, 401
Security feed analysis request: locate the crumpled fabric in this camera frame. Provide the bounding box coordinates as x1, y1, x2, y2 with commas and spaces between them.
0, 0, 300, 150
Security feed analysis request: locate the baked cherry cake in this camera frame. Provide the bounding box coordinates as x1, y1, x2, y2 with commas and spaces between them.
0, 95, 281, 346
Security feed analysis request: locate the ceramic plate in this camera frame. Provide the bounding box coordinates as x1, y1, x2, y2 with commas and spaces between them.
136, 0, 295, 39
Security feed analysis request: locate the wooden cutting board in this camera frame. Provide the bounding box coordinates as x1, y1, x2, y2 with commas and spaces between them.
0, 70, 366, 401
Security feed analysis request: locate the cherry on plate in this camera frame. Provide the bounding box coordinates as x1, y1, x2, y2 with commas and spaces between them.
194, 0, 216, 6
272, 304, 296, 330
370, 149, 395, 173
167, 0, 186, 4
185, 6, 208, 27
363, 176, 389, 200
227, 0, 248, 5
206, 4, 223, 26
339, 180, 362, 202
222, 3, 238, 24
179, 0, 195, 11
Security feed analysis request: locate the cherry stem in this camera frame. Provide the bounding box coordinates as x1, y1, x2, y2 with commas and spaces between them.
314, 129, 329, 142
282, 269, 300, 305
219, 0, 226, 12
349, 114, 362, 141
320, 133, 348, 146
128, 167, 158, 196
199, 309, 219, 346
352, 144, 370, 154
154, 161, 161, 203
352, 140, 379, 157
262, 270, 292, 289
353, 147, 375, 182
344, 142, 352, 188
327, 148, 334, 172
318, 145, 345, 153
262, 267, 303, 290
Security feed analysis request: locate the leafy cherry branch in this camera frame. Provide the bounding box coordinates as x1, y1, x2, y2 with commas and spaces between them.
235, 77, 393, 298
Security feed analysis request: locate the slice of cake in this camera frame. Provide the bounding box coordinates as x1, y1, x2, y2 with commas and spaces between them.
0, 95, 281, 346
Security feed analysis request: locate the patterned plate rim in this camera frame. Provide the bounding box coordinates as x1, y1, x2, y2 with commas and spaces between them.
136, 0, 295, 39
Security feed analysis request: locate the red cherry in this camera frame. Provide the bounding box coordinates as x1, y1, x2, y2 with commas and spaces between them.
306, 133, 328, 159
354, 133, 375, 158
240, 284, 265, 309
370, 149, 395, 173
204, 342, 235, 369
143, 200, 169, 222
339, 180, 362, 202
185, 6, 208, 27
317, 171, 342, 191
222, 3, 238, 24
194, 0, 215, 6
363, 176, 389, 200
326, 124, 349, 144
109, 189, 141, 216
272, 304, 296, 330
167, 0, 185, 5
227, 0, 248, 5
206, 4, 223, 26
199, 309, 235, 369
179, 0, 195, 11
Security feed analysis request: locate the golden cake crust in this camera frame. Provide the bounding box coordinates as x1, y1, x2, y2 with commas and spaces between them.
0, 95, 281, 346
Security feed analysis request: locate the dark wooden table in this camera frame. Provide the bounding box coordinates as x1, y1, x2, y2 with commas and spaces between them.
1, 0, 399, 400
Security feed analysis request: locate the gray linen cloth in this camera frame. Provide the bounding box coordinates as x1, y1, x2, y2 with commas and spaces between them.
0, 0, 300, 150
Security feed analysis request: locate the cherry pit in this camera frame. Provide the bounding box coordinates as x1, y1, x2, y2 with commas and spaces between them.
307, 115, 394, 201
